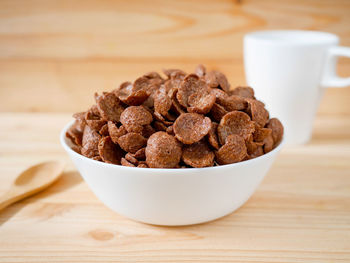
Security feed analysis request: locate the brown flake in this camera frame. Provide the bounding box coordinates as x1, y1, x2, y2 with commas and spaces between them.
177, 74, 212, 112
187, 89, 216, 114
209, 103, 228, 122
153, 121, 167, 131
115, 81, 149, 106
99, 123, 109, 136
207, 122, 219, 150
253, 125, 272, 143
96, 92, 124, 122
182, 140, 214, 168
216, 95, 247, 112
215, 135, 247, 165
121, 158, 136, 167
125, 153, 139, 165
81, 125, 101, 158
66, 121, 83, 146
263, 135, 274, 153
145, 132, 182, 168
205, 70, 230, 92
229, 86, 255, 99
246, 99, 269, 127
117, 132, 147, 153
173, 113, 212, 144
163, 69, 186, 80
166, 125, 174, 135
154, 86, 172, 116
195, 64, 206, 77
266, 118, 284, 145
98, 136, 123, 164
107, 121, 127, 143
120, 106, 153, 129
85, 106, 106, 131
141, 124, 156, 138
133, 147, 146, 160
72, 112, 86, 132
249, 146, 264, 159
217, 111, 255, 145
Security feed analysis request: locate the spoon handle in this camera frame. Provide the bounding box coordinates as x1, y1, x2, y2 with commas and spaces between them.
0, 191, 29, 212
0, 192, 16, 212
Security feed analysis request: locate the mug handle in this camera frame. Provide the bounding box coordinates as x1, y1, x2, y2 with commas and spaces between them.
321, 46, 350, 88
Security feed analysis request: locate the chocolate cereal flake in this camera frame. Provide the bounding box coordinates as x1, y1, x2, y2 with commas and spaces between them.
85, 106, 106, 131
173, 113, 212, 144
263, 135, 274, 153
177, 74, 210, 109
121, 158, 136, 167
107, 121, 127, 143
163, 69, 186, 80
141, 124, 156, 138
205, 70, 230, 92
117, 132, 147, 153
195, 64, 206, 77
154, 86, 172, 116
182, 140, 214, 168
91, 156, 102, 161
81, 125, 101, 158
96, 92, 124, 122
229, 86, 255, 99
217, 95, 247, 112
98, 136, 122, 164
72, 112, 86, 132
217, 111, 255, 145
133, 147, 146, 160
215, 135, 247, 165
253, 125, 272, 143
153, 111, 173, 126
187, 89, 216, 114
171, 97, 186, 115
266, 118, 284, 145
166, 125, 174, 135
125, 153, 139, 165
66, 121, 83, 146
245, 134, 263, 155
99, 123, 109, 136
246, 99, 269, 127
153, 121, 167, 131
120, 106, 153, 130
207, 122, 219, 150
145, 132, 182, 168
249, 145, 264, 159
211, 88, 228, 101
209, 103, 228, 122
115, 81, 149, 106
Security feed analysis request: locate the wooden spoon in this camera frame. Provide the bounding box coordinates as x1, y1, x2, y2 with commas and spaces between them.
0, 161, 65, 212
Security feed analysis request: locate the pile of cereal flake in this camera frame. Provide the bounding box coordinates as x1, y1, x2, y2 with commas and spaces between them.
66, 65, 283, 168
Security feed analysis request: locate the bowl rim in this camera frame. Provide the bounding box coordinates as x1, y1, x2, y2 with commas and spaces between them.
60, 120, 284, 173
244, 30, 339, 46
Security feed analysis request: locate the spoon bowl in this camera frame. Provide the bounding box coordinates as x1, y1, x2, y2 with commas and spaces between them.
0, 161, 65, 211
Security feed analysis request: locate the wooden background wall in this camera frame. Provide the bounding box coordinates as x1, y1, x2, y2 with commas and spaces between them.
0, 0, 349, 115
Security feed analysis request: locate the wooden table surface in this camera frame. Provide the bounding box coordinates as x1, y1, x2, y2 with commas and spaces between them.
0, 113, 349, 262
1, 0, 350, 262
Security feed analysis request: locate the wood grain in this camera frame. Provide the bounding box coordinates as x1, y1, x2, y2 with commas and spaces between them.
0, 0, 349, 114
0, 113, 350, 262
1, 1, 350, 262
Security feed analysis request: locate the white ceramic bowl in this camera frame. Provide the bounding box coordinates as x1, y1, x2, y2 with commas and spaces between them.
60, 121, 284, 226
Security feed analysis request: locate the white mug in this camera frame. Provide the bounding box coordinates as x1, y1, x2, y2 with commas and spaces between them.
244, 30, 350, 145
